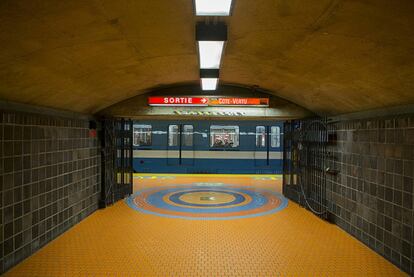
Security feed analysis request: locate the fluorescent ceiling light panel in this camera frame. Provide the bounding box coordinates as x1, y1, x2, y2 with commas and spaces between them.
198, 41, 224, 69
201, 78, 218, 90
195, 0, 232, 16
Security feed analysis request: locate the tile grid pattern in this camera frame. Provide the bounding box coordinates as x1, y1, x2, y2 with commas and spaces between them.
0, 110, 101, 274
326, 115, 414, 274
4, 175, 406, 276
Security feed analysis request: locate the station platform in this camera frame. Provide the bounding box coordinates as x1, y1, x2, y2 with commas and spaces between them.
4, 174, 406, 276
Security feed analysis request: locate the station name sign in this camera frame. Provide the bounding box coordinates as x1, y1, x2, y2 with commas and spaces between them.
148, 96, 269, 107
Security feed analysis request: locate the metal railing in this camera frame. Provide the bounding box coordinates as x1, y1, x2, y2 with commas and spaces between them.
100, 118, 133, 208
283, 118, 332, 219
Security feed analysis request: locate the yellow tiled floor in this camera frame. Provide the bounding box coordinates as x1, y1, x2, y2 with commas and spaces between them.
5, 174, 407, 276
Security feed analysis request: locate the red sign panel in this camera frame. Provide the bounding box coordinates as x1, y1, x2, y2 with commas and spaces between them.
148, 97, 269, 107
208, 97, 269, 106
148, 97, 208, 106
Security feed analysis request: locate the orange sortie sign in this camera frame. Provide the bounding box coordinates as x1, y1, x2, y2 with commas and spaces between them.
148, 97, 269, 107
209, 97, 268, 106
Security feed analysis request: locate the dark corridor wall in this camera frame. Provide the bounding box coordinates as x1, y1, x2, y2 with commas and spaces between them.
0, 109, 101, 274
284, 113, 414, 274
326, 114, 414, 274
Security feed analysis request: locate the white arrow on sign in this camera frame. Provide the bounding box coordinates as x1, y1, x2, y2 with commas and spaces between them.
201, 98, 208, 104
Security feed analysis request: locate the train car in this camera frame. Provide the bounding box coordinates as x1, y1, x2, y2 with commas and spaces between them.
132, 120, 283, 174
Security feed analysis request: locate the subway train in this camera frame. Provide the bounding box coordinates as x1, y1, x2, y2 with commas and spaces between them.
132, 120, 283, 174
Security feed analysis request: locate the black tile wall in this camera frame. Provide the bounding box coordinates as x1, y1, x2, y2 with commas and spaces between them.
0, 110, 100, 274
326, 114, 414, 274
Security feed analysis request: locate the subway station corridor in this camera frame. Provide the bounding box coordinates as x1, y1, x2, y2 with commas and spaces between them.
1, 0, 414, 275
4, 175, 406, 276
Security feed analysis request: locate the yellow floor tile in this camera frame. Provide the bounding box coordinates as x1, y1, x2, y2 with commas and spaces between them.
4, 174, 407, 277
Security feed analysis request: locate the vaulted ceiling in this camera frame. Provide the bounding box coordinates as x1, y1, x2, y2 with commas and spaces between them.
0, 0, 413, 115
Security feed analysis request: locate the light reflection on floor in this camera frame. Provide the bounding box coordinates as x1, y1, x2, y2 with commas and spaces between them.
4, 174, 406, 277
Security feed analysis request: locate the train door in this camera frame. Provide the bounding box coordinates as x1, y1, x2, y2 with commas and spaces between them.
181, 124, 194, 166
254, 125, 270, 167
167, 124, 194, 166
167, 124, 180, 165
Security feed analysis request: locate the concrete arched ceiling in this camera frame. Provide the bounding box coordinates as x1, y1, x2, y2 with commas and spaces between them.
0, 0, 413, 115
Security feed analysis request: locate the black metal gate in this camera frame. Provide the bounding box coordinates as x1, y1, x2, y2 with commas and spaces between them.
283, 119, 329, 218
282, 121, 301, 203
100, 118, 133, 208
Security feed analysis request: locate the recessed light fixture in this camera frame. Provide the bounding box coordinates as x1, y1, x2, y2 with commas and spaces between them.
196, 23, 227, 91
201, 78, 218, 90
196, 22, 227, 69
198, 41, 225, 69
195, 0, 233, 16
200, 69, 219, 91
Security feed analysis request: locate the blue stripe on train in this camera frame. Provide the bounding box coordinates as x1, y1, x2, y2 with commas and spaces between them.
133, 158, 283, 174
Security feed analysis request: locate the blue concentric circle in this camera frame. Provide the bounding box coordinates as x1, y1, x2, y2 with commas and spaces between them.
146, 186, 268, 214
169, 189, 245, 207
126, 184, 289, 220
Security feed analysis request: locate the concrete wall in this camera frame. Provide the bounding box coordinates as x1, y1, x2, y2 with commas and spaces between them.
326, 114, 414, 274
0, 109, 101, 273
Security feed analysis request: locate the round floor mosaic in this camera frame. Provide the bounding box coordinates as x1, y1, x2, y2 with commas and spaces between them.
126, 184, 288, 220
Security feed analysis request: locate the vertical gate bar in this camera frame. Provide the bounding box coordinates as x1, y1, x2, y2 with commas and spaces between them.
129, 119, 133, 195
324, 121, 326, 213
282, 123, 286, 189
324, 118, 327, 213
308, 122, 310, 207
310, 122, 313, 208
111, 121, 114, 203
288, 123, 291, 192
322, 120, 324, 213
100, 120, 106, 208
313, 122, 316, 209
319, 123, 321, 212
121, 120, 124, 198
323, 122, 325, 212
318, 121, 324, 211
118, 120, 121, 200
322, 119, 324, 213
314, 122, 316, 210
266, 126, 270, 166
308, 122, 310, 206
179, 124, 182, 165
305, 122, 307, 206
315, 125, 322, 211
319, 123, 322, 212
289, 123, 292, 190
292, 124, 294, 193
111, 120, 115, 204
321, 118, 327, 211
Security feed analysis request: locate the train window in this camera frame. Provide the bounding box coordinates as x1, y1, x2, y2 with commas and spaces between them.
168, 125, 179, 146
271, 126, 280, 147
210, 126, 239, 148
256, 126, 266, 147
133, 125, 152, 146
183, 125, 193, 146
